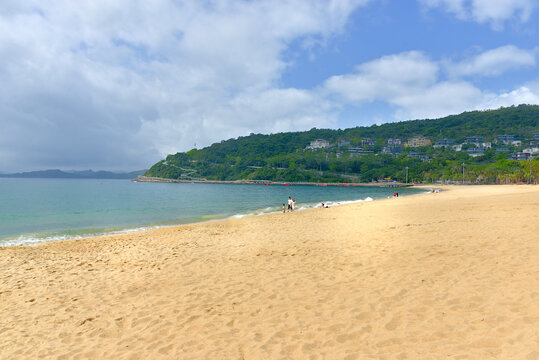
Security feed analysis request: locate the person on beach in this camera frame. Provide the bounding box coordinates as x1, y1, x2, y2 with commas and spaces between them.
292, 199, 296, 211
282, 204, 286, 213
287, 197, 293, 211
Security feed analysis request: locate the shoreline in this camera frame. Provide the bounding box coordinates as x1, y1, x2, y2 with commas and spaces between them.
1, 188, 427, 248
134, 175, 413, 187
2, 185, 537, 359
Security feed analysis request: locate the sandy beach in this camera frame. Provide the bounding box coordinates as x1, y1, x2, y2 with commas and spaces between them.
1, 185, 538, 359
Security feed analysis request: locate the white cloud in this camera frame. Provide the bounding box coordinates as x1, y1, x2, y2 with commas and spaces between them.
445, 45, 536, 77
392, 81, 484, 120
325, 51, 439, 102
483, 82, 539, 109
325, 51, 474, 119
139, 87, 337, 156
420, 0, 537, 29
420, 0, 467, 19
0, 0, 370, 171
325, 49, 538, 121
1, 1, 537, 172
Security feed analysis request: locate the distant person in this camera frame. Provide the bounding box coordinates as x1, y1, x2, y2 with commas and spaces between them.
287, 197, 293, 211
282, 204, 286, 213
292, 199, 296, 211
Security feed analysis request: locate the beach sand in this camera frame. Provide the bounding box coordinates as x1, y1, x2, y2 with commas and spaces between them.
1, 185, 538, 359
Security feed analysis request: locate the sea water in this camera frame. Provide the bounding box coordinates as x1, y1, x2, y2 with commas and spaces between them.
0, 178, 424, 246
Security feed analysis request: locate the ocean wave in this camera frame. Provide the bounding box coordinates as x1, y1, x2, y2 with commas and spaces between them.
317, 197, 373, 208
0, 233, 88, 247
226, 196, 375, 218
0, 196, 392, 247
0, 226, 162, 247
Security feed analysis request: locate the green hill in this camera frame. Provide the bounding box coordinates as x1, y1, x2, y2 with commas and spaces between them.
146, 105, 539, 184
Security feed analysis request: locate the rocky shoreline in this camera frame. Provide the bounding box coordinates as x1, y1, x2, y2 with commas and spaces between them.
133, 176, 412, 187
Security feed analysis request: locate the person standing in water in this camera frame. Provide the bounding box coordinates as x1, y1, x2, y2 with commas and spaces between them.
292, 198, 296, 211
287, 197, 293, 212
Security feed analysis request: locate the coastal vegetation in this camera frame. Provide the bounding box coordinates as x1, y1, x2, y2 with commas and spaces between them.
146, 105, 539, 184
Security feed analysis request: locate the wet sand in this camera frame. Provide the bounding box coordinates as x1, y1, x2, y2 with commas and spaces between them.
1, 185, 538, 359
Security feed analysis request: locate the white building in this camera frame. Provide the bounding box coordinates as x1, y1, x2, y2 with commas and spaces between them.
522, 146, 539, 155
511, 140, 522, 147
306, 139, 330, 150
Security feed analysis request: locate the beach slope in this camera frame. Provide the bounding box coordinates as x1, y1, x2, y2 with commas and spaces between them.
1, 185, 538, 359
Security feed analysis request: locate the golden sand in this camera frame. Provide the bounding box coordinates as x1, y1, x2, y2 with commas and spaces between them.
1, 185, 538, 359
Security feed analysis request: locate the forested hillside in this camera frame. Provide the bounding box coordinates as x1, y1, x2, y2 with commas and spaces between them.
146, 105, 539, 184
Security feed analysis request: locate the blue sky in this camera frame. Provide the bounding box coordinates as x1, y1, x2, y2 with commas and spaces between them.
283, 1, 537, 90
0, 0, 538, 171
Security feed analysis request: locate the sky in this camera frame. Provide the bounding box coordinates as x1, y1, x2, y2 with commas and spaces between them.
1, 0, 538, 172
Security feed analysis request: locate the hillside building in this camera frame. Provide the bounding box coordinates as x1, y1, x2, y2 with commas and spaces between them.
306, 139, 330, 150
382, 146, 403, 155
465, 136, 484, 145
467, 148, 485, 157
348, 148, 374, 156
511, 140, 522, 147
405, 135, 432, 147
406, 151, 430, 162
512, 152, 532, 161
522, 146, 539, 155
496, 135, 516, 144
433, 139, 454, 148
361, 138, 377, 147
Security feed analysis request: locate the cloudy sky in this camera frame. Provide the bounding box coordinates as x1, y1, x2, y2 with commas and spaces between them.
1, 0, 538, 172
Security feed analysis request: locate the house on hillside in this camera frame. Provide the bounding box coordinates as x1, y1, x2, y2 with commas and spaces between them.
511, 152, 532, 161
464, 136, 491, 148
496, 135, 516, 144
467, 148, 485, 157
338, 140, 351, 147
387, 138, 402, 145
361, 138, 377, 146
511, 140, 522, 147
306, 139, 330, 150
433, 139, 454, 148
522, 146, 539, 155
465, 136, 484, 145
382, 146, 403, 155
348, 148, 374, 156
405, 135, 431, 147
406, 151, 430, 162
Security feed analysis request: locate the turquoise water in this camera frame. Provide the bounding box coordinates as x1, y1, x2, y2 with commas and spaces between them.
0, 178, 424, 246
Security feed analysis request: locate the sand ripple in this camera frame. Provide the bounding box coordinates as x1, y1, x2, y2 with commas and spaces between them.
1, 185, 538, 359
